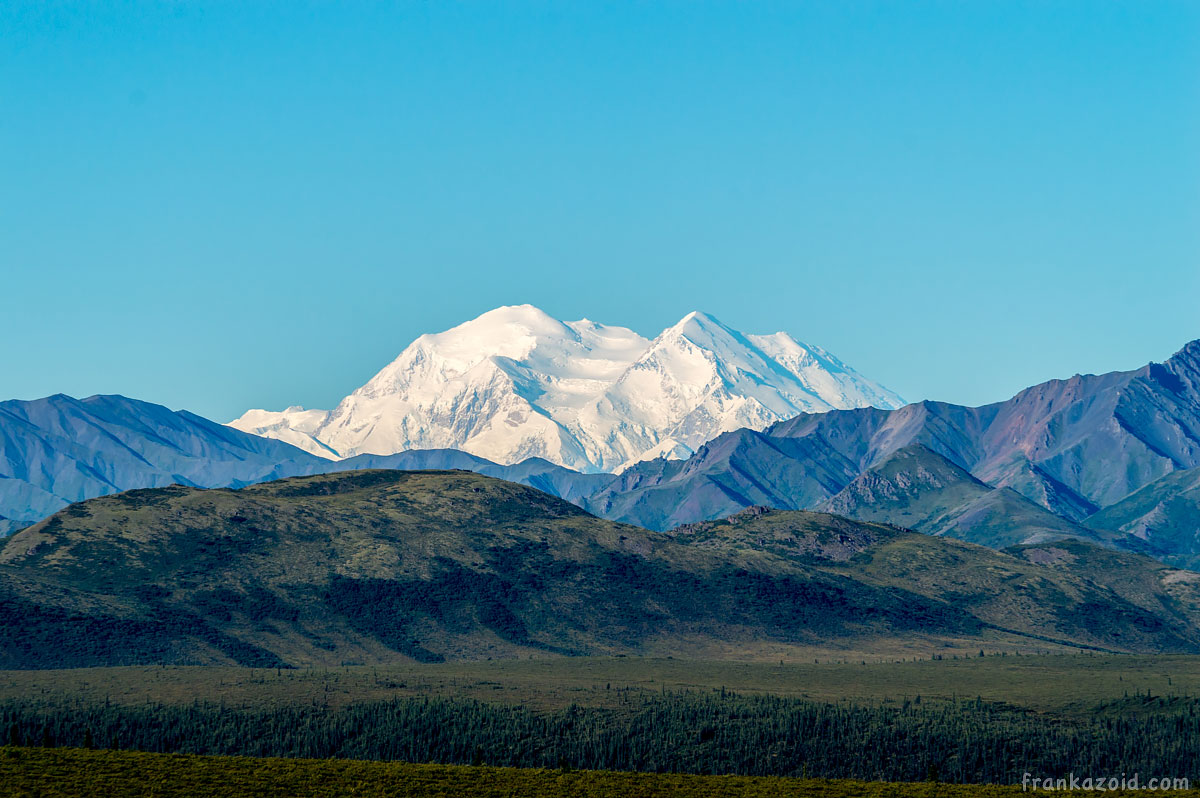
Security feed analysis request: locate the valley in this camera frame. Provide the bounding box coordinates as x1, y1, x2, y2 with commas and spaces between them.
4, 654, 1200, 794
2, 654, 1197, 715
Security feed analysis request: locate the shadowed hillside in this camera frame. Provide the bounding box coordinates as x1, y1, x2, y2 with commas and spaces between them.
1087, 466, 1200, 569
4, 471, 1200, 668
588, 340, 1200, 537
819, 445, 1119, 549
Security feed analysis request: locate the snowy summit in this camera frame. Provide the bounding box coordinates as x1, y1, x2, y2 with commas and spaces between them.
229, 305, 904, 472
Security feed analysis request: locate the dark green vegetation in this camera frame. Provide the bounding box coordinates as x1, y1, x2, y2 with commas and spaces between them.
6, 470, 1200, 668
6, 656, 1200, 785
670, 508, 1200, 653
5, 690, 1199, 784
0, 748, 1072, 798
4, 656, 1200, 791
4, 655, 1199, 715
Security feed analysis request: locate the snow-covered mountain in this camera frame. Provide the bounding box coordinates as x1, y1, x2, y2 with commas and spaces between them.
229, 305, 905, 472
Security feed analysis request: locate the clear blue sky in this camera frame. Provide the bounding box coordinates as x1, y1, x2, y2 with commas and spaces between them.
3, 1, 1198, 421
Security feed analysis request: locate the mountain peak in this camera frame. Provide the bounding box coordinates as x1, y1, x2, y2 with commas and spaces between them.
1168, 339, 1200, 370
415, 305, 573, 359
667, 310, 729, 335
464, 303, 562, 329
231, 308, 905, 472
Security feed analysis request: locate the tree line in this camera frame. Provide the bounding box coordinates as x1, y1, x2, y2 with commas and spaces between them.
3, 691, 1198, 784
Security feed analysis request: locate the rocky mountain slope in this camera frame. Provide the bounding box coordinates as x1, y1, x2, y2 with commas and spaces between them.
1087, 466, 1200, 568
589, 340, 1200, 532
3, 471, 1200, 669
0, 394, 322, 535
819, 445, 1118, 549
229, 305, 904, 472
4, 339, 1199, 568
0, 395, 605, 537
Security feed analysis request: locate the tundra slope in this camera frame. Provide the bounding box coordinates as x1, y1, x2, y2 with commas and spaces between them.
3, 470, 1200, 669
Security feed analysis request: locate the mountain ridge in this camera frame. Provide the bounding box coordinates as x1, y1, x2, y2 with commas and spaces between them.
1087, 465, 1200, 568
4, 337, 1200, 567
0, 394, 605, 535
5, 470, 1200, 668
229, 305, 904, 472
819, 445, 1119, 549
591, 339, 1200, 532
0, 393, 327, 534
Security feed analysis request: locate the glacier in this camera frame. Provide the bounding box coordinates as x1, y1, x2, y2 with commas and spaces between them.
229, 305, 905, 472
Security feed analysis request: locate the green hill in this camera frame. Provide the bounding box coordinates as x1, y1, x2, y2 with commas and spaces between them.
3, 470, 1200, 668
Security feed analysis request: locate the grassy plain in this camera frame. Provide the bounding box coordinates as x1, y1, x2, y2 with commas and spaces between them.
0, 747, 1168, 798
4, 656, 1200, 794
1, 653, 1196, 715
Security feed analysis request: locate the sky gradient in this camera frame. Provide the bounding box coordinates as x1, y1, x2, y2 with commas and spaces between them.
3, 1, 1198, 422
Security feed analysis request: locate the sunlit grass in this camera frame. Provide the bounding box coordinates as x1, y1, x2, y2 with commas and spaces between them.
0, 747, 1100, 798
